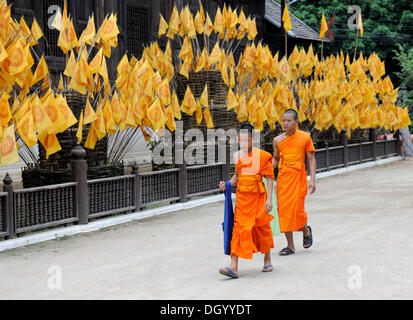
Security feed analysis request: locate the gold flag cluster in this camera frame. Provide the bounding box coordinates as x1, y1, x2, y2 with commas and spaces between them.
0, 0, 410, 166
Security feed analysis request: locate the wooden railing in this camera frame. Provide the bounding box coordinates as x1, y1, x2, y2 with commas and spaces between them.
0, 137, 400, 241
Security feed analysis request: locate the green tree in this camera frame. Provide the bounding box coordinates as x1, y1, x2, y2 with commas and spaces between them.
393, 44, 413, 133
278, 0, 413, 87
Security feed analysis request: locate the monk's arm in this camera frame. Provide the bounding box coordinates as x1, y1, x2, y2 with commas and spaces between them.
307, 151, 316, 193
272, 138, 280, 168
230, 173, 238, 186
264, 175, 273, 201
218, 153, 238, 191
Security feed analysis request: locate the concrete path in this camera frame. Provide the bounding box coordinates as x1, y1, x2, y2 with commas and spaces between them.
0, 158, 412, 300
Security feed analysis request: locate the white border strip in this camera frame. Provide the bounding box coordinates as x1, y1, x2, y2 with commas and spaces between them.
0, 156, 402, 252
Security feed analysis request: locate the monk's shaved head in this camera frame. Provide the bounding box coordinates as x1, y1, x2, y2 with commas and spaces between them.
283, 109, 298, 120
239, 123, 254, 136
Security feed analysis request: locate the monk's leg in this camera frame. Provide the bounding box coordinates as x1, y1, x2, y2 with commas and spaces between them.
280, 232, 295, 255
230, 254, 239, 274
302, 224, 311, 237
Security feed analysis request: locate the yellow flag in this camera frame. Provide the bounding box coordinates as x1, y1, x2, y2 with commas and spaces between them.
226, 88, 239, 111
64, 49, 76, 77
208, 42, 221, 66
84, 123, 97, 149
0, 41, 8, 62
171, 91, 181, 120
166, 6, 179, 39
89, 48, 103, 74
100, 13, 120, 42
148, 98, 167, 131
357, 10, 364, 38
320, 13, 328, 38
32, 55, 49, 86
76, 111, 84, 143
199, 84, 209, 107
94, 106, 106, 139
204, 13, 214, 36
214, 7, 224, 34
17, 110, 37, 148
31, 95, 55, 135
278, 56, 292, 83
79, 14, 96, 44
38, 132, 62, 159
56, 94, 77, 132
30, 18, 44, 43
111, 92, 122, 124
103, 100, 117, 135
196, 48, 208, 72
181, 86, 197, 116
165, 106, 176, 132
203, 106, 214, 129
158, 14, 168, 38
8, 41, 29, 75
282, 4, 292, 32
195, 102, 203, 125
84, 97, 97, 124
0, 124, 19, 166
43, 94, 66, 133
0, 92, 12, 127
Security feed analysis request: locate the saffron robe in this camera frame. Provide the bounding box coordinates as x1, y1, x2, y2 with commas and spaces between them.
276, 129, 315, 232
230, 148, 274, 259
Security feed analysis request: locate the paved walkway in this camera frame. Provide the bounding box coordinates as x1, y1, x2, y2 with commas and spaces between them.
0, 158, 412, 299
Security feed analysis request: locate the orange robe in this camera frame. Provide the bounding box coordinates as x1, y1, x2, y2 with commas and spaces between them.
276, 129, 315, 233
230, 148, 274, 259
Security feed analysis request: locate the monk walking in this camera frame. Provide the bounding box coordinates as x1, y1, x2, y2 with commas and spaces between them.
273, 109, 317, 256
218, 123, 275, 278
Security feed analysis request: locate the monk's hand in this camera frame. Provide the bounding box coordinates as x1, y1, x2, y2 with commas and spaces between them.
219, 181, 226, 191
264, 199, 273, 213
309, 180, 316, 194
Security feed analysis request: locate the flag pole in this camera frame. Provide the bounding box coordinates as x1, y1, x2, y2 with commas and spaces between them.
353, 28, 359, 61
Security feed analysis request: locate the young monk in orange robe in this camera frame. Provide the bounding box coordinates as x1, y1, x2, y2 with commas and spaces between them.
218, 123, 275, 278
273, 109, 317, 256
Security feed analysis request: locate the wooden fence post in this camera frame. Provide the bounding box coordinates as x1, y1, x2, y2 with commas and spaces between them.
131, 162, 141, 211
3, 173, 15, 239
340, 129, 348, 167
326, 143, 330, 171
394, 129, 402, 156
175, 121, 188, 202
369, 128, 377, 161
71, 144, 88, 225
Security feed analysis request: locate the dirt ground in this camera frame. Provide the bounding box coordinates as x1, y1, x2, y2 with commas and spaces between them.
0, 158, 412, 300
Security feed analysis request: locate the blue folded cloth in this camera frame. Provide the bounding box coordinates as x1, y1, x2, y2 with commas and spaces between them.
222, 181, 234, 255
